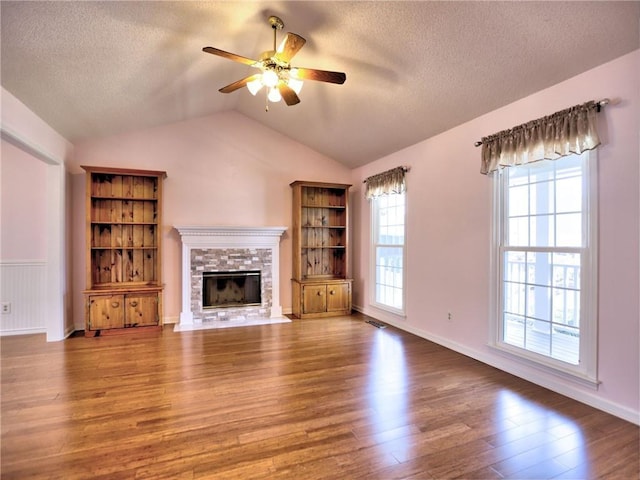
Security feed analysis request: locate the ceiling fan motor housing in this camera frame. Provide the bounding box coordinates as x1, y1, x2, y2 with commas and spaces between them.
268, 16, 284, 30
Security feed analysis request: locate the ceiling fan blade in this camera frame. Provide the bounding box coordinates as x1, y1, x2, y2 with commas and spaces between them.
202, 47, 258, 66
219, 74, 262, 94
293, 68, 346, 85
278, 83, 301, 106
275, 33, 306, 63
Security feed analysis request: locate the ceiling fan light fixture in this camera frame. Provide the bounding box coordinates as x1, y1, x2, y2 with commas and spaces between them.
287, 77, 304, 94
268, 87, 282, 103
247, 78, 263, 96
262, 69, 279, 88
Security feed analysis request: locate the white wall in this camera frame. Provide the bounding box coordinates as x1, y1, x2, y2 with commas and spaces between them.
350, 50, 640, 424
0, 87, 75, 340
1, 140, 48, 259
0, 140, 48, 334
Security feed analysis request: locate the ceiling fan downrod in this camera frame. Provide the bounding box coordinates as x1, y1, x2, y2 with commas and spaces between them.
268, 15, 284, 51
265, 16, 284, 112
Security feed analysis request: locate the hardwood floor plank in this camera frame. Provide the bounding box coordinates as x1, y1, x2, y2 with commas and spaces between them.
1, 314, 638, 479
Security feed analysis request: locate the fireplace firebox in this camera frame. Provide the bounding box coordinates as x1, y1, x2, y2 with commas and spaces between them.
203, 271, 261, 309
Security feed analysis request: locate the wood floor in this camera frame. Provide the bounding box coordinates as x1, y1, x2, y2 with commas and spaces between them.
1, 313, 638, 479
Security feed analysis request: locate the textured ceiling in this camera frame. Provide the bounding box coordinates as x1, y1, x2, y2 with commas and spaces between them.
1, 1, 639, 168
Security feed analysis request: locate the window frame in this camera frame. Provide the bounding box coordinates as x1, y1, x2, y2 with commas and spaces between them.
489, 151, 599, 386
370, 191, 407, 316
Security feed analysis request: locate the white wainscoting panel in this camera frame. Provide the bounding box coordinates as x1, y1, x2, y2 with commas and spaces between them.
0, 261, 46, 335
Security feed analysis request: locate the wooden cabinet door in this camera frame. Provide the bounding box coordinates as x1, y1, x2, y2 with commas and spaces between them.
88, 295, 125, 330
125, 293, 158, 327
327, 282, 350, 312
302, 285, 327, 314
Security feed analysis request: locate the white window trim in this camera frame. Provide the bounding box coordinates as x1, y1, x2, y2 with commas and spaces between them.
488, 151, 599, 387
370, 192, 407, 317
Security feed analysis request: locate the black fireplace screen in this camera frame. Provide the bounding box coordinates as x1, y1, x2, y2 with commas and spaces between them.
202, 270, 261, 308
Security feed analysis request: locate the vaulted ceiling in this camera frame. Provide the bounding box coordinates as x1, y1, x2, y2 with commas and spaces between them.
1, 1, 638, 168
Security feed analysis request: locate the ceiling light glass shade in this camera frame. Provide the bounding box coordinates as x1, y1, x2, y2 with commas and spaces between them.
268, 87, 282, 103
262, 69, 279, 88
246, 78, 263, 96
287, 78, 303, 94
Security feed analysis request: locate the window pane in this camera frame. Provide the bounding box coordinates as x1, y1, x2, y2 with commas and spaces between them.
508, 217, 529, 246
556, 213, 582, 247
530, 180, 554, 216
389, 225, 404, 244
552, 253, 581, 289
556, 177, 582, 213
527, 285, 551, 322
528, 163, 555, 183
530, 214, 554, 247
526, 319, 551, 356
527, 252, 552, 286
551, 326, 579, 365
508, 185, 529, 217
505, 251, 526, 282
556, 154, 583, 176
504, 280, 525, 316
504, 313, 525, 348
508, 168, 529, 186
553, 288, 580, 327
378, 226, 388, 244
503, 251, 526, 317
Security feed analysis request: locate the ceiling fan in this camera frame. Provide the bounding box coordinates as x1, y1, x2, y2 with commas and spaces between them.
203, 15, 346, 110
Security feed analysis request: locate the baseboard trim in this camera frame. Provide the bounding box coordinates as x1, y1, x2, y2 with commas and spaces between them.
353, 306, 639, 425
163, 316, 179, 325
0, 327, 46, 336
63, 327, 75, 339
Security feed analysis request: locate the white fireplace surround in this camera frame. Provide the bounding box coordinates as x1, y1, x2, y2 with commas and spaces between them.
174, 226, 287, 325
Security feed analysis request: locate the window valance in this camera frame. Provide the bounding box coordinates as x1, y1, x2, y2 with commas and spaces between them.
480, 100, 603, 175
364, 166, 407, 199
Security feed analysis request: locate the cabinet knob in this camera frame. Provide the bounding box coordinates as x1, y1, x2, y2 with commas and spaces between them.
111, 301, 119, 308
130, 301, 138, 307
329, 290, 335, 295
317, 290, 323, 296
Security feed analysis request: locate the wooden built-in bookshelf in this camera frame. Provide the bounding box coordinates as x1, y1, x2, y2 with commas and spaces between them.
290, 181, 352, 318
82, 166, 166, 335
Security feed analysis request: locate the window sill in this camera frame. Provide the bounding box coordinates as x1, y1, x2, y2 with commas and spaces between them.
369, 302, 406, 319
489, 342, 600, 390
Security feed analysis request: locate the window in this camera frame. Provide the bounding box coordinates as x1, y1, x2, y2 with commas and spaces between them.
492, 152, 597, 383
372, 191, 406, 314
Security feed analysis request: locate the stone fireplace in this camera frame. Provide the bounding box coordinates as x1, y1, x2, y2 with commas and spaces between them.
174, 226, 287, 327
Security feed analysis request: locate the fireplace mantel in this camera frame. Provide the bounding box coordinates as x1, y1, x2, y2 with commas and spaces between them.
174, 226, 287, 325
175, 225, 288, 240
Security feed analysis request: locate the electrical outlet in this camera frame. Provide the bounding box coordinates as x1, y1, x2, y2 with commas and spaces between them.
1, 302, 11, 314
447, 312, 452, 321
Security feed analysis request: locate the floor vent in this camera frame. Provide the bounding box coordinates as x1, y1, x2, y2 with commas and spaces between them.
365, 320, 387, 329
